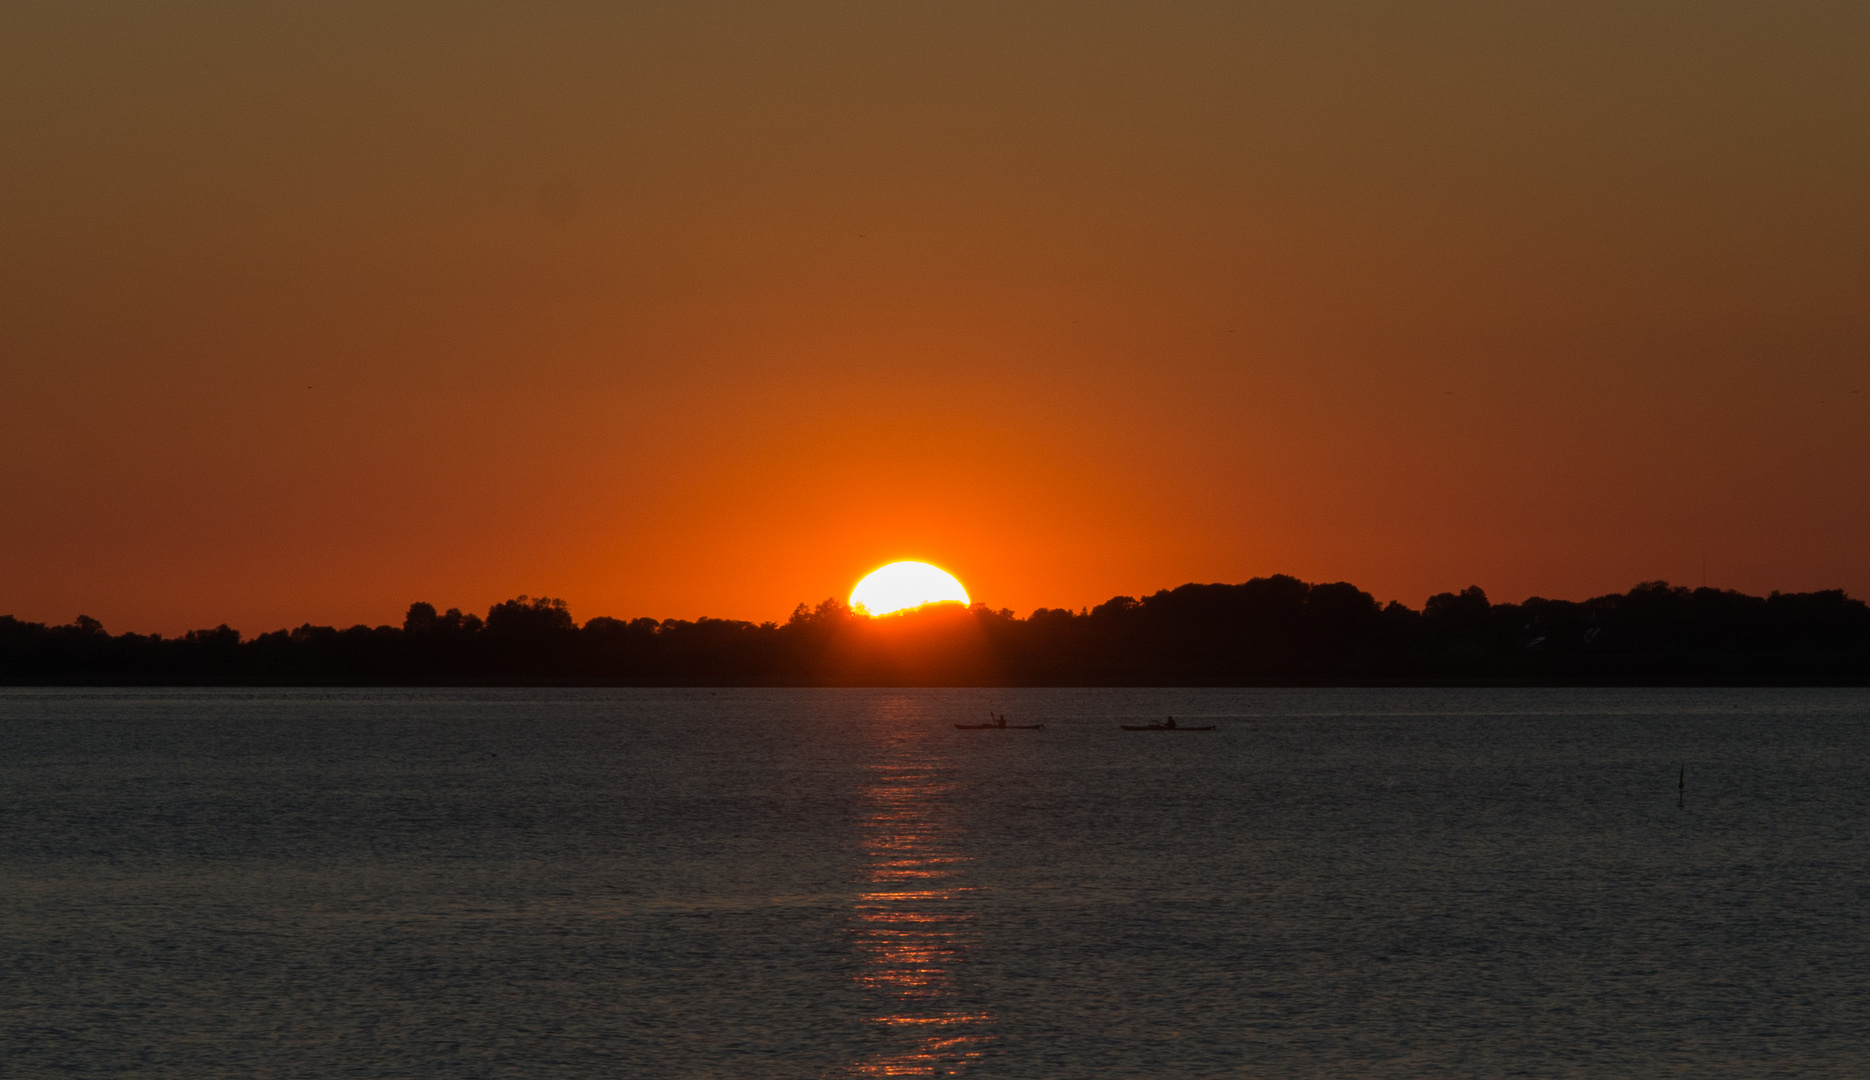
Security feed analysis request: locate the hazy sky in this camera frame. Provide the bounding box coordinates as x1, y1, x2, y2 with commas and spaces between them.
3, 1, 1866, 634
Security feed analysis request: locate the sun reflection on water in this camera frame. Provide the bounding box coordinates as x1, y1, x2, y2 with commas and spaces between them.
848, 755, 995, 1076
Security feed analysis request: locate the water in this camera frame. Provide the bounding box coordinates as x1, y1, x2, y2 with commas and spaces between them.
3, 687, 1867, 1077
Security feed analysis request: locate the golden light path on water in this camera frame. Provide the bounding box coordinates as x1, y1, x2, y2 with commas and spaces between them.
848, 714, 995, 1076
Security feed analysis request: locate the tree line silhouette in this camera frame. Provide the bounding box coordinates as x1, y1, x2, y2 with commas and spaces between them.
3, 577, 1867, 685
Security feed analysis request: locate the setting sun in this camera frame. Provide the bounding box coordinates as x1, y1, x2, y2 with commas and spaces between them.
849, 562, 970, 617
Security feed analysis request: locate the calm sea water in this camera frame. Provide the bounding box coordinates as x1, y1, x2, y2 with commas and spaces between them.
3, 687, 1867, 1078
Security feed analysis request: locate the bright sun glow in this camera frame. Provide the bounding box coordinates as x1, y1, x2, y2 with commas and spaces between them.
850, 561, 970, 616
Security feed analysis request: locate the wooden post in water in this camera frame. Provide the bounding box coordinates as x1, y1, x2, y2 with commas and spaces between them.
1678, 764, 1684, 810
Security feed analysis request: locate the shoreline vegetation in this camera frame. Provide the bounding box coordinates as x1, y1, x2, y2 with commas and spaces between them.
3, 577, 1867, 687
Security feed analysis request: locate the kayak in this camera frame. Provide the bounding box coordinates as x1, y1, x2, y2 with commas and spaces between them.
955, 723, 1045, 730
1120, 724, 1215, 731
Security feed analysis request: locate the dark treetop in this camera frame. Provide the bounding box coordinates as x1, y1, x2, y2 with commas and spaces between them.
3, 578, 1867, 686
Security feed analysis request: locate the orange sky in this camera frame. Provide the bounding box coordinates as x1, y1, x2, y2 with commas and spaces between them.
3, 2, 1866, 635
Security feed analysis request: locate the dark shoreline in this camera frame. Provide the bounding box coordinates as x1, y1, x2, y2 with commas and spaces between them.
5, 675, 1869, 688
6, 576, 1868, 687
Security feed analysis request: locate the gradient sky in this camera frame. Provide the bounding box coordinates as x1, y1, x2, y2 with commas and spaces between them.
4, 1, 1866, 635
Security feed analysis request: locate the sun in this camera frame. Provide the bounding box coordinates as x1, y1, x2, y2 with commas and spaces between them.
850, 561, 970, 617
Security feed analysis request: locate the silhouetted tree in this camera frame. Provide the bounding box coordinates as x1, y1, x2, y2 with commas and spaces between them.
2, 579, 1866, 685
